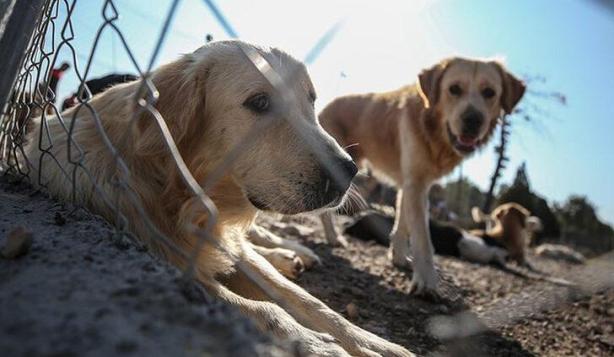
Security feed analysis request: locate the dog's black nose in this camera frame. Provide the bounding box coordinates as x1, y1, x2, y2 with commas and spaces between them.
320, 157, 358, 201
461, 107, 484, 137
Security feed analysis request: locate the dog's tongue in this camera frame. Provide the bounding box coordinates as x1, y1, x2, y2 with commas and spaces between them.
459, 135, 478, 147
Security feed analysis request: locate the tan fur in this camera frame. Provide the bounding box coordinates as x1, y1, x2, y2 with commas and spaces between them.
471, 202, 534, 265
22, 40, 412, 356
319, 57, 526, 294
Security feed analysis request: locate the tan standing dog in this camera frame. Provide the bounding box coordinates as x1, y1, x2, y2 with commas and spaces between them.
319, 57, 525, 294
23, 40, 412, 356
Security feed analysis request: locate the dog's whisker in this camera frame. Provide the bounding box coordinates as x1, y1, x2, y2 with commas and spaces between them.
343, 142, 359, 151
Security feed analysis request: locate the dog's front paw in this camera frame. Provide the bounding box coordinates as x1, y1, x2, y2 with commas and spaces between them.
408, 265, 439, 297
296, 331, 350, 357
293, 246, 322, 268
360, 338, 415, 357
270, 249, 305, 279
390, 248, 412, 269
344, 325, 415, 357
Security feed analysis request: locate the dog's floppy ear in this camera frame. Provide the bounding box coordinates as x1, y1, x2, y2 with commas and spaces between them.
134, 48, 213, 155
417, 60, 449, 109
494, 62, 526, 114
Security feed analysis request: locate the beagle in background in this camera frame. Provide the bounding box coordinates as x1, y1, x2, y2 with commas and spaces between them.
471, 202, 541, 267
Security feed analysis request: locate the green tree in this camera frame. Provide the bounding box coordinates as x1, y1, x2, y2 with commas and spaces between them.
443, 178, 486, 227
555, 196, 614, 252
558, 196, 592, 232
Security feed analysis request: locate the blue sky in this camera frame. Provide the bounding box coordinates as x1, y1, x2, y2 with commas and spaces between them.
48, 0, 614, 224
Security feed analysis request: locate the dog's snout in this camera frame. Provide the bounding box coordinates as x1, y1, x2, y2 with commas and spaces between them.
339, 158, 358, 183
461, 107, 484, 137
320, 157, 357, 202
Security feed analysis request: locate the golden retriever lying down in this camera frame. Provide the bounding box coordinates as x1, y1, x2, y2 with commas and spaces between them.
23, 40, 412, 356
319, 57, 525, 295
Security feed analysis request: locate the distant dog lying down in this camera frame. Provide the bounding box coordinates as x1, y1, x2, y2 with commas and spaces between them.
471, 203, 542, 267
347, 210, 577, 287
24, 40, 411, 356
345, 211, 508, 265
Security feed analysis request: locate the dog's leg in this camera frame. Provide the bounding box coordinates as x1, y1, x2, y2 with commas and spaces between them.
248, 224, 320, 267
207, 277, 350, 356
400, 180, 438, 295
236, 243, 414, 357
320, 211, 349, 247
390, 188, 411, 267
250, 243, 305, 279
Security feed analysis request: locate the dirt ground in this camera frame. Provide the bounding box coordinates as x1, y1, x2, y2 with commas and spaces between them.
2, 173, 612, 356
0, 177, 289, 357
258, 214, 614, 357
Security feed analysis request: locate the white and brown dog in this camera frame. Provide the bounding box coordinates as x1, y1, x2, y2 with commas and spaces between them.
319, 57, 526, 294
471, 202, 541, 267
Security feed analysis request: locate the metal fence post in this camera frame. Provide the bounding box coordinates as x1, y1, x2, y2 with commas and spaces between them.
0, 0, 46, 114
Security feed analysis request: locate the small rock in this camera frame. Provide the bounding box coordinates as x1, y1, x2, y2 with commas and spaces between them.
1, 226, 33, 259
346, 302, 359, 319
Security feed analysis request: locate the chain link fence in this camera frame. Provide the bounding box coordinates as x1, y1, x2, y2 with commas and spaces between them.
0, 0, 341, 304
3, 2, 612, 356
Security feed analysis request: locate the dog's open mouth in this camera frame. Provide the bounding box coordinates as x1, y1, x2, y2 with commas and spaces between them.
447, 124, 480, 154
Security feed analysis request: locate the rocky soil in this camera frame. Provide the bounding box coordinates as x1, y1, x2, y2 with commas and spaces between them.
258, 213, 614, 356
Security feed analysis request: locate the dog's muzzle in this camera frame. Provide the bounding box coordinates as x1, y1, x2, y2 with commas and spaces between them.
246, 157, 357, 214
318, 157, 358, 208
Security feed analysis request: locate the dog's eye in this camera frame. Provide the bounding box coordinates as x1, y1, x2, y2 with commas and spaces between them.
243, 93, 270, 114
482, 87, 496, 99
308, 90, 316, 105
449, 84, 462, 96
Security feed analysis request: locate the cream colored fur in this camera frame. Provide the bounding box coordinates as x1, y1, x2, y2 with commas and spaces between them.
23, 40, 412, 356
